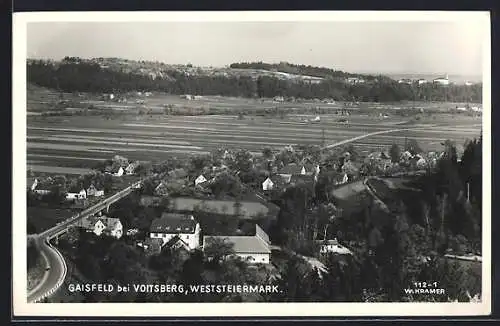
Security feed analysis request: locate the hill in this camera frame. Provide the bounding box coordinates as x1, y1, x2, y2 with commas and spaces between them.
27, 57, 482, 103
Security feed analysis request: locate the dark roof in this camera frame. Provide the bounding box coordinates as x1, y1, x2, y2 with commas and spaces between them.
150, 214, 197, 233
165, 235, 190, 250
278, 163, 302, 175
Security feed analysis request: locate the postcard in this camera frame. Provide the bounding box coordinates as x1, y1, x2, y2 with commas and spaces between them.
13, 10, 491, 317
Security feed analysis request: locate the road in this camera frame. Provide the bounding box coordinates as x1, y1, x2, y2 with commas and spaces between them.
27, 180, 143, 303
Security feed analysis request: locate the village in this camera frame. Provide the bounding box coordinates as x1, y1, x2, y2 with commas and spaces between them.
28, 139, 447, 270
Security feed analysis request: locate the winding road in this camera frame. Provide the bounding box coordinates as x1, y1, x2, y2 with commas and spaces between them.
27, 180, 143, 303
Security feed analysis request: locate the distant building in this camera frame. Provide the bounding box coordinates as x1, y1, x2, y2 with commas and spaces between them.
465, 81, 473, 86
66, 189, 87, 201
86, 184, 105, 197
149, 213, 201, 251
194, 174, 207, 186
273, 96, 285, 102
203, 224, 271, 264
417, 79, 428, 85
125, 162, 140, 175
433, 74, 450, 85
398, 79, 413, 85
316, 239, 352, 256
262, 177, 274, 191
346, 77, 365, 85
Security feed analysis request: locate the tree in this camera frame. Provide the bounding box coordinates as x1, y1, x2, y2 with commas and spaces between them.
405, 139, 422, 155
203, 237, 235, 264
389, 143, 401, 163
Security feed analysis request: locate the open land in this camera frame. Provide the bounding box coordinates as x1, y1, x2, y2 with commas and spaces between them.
27, 91, 481, 175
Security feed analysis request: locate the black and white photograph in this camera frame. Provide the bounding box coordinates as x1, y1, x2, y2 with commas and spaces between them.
13, 11, 491, 317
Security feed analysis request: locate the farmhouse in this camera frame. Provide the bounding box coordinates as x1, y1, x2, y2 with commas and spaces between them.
78, 216, 123, 239
203, 224, 271, 264
66, 189, 87, 201
195, 174, 207, 186
149, 213, 201, 251
433, 75, 449, 85
316, 239, 352, 256
29, 178, 52, 195
262, 177, 274, 191
86, 184, 105, 197
125, 161, 140, 175
417, 79, 428, 85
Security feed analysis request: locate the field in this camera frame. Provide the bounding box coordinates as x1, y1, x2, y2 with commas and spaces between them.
26, 88, 482, 176
27, 207, 76, 233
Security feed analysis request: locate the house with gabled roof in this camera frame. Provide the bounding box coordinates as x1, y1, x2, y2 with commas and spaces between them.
78, 215, 123, 239
203, 224, 271, 264
194, 174, 207, 187
86, 184, 105, 197
316, 238, 352, 256
149, 213, 201, 250
125, 161, 140, 175
262, 177, 274, 191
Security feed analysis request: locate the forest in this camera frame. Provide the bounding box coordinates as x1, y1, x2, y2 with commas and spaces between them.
27, 59, 482, 103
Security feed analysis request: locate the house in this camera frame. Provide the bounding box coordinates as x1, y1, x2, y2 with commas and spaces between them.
114, 166, 124, 177
400, 150, 413, 161
312, 116, 321, 122
29, 178, 52, 195
416, 157, 428, 169
278, 163, 308, 183
165, 235, 191, 252
125, 162, 140, 175
66, 189, 87, 201
86, 184, 104, 197
465, 81, 473, 86
262, 177, 274, 191
417, 79, 428, 85
149, 213, 201, 250
346, 77, 364, 85
316, 239, 352, 256
203, 224, 271, 264
194, 174, 207, 186
78, 216, 123, 239
333, 173, 349, 186
398, 79, 413, 85
273, 96, 284, 102
433, 74, 449, 85
154, 181, 169, 196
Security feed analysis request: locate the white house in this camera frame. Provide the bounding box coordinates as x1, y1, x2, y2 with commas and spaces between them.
66, 189, 87, 201
333, 173, 349, 186
418, 79, 428, 85
433, 74, 450, 85
30, 178, 39, 191
312, 116, 321, 122
115, 166, 125, 177
86, 184, 104, 197
149, 213, 201, 251
79, 216, 123, 239
203, 224, 271, 264
125, 162, 139, 175
194, 174, 207, 186
316, 239, 352, 256
262, 177, 274, 191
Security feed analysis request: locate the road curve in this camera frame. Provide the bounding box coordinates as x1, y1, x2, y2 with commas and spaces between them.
27, 180, 143, 303
27, 237, 67, 303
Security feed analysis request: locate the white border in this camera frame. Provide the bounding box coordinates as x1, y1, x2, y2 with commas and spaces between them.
13, 11, 491, 317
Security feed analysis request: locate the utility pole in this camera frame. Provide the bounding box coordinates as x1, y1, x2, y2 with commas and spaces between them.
321, 127, 325, 147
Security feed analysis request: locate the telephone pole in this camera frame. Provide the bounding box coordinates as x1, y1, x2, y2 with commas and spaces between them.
321, 127, 325, 147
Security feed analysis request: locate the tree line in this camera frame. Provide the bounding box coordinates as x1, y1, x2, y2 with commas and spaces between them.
27, 60, 481, 103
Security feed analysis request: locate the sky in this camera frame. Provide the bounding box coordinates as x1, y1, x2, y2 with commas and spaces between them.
26, 20, 485, 76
